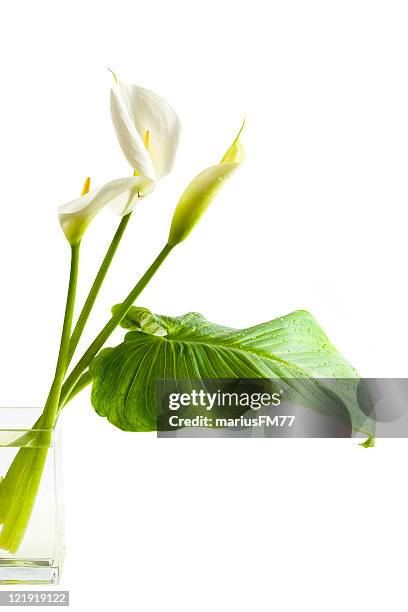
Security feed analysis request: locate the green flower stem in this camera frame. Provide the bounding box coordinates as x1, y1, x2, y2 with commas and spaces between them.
61, 370, 92, 407
58, 242, 174, 412
0, 243, 80, 552
7, 215, 132, 447
67, 213, 132, 366
41, 242, 81, 428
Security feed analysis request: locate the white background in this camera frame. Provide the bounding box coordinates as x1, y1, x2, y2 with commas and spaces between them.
0, 0, 407, 610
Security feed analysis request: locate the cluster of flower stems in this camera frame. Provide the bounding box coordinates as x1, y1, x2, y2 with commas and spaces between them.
0, 210, 174, 552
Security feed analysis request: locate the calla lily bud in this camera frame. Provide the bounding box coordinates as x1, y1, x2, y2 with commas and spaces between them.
110, 79, 181, 185
167, 122, 245, 247
58, 175, 154, 245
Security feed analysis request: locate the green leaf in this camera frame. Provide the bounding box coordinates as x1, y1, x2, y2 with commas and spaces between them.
90, 308, 375, 435
111, 305, 167, 335
359, 436, 375, 448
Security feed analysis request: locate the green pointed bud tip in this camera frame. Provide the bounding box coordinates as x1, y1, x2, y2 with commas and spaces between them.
220, 117, 246, 164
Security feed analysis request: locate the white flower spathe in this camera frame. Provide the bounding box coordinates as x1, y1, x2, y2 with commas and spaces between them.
59, 175, 154, 245
111, 81, 181, 182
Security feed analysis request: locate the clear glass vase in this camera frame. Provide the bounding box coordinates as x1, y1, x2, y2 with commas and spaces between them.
0, 408, 64, 585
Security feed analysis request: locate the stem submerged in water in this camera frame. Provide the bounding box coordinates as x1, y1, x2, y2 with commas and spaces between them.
0, 445, 49, 552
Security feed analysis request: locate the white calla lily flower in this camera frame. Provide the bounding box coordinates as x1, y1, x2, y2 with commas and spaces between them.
58, 78, 181, 246
58, 175, 154, 245
110, 80, 181, 182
